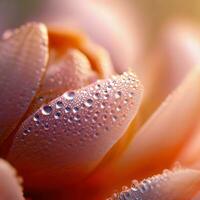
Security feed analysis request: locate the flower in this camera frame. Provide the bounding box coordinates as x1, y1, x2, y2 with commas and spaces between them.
0, 20, 200, 200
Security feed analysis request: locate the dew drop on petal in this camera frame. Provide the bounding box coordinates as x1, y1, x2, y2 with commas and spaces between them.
64, 91, 75, 101
73, 107, 79, 113
115, 91, 122, 99
33, 114, 40, 122
65, 106, 71, 113
56, 101, 63, 109
54, 112, 61, 119
84, 99, 93, 108
93, 93, 100, 99
42, 105, 52, 115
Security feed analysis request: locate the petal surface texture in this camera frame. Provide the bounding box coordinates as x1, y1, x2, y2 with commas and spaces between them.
0, 159, 24, 200
30, 49, 97, 112
7, 72, 143, 189
111, 169, 200, 200
0, 23, 48, 143
116, 67, 200, 180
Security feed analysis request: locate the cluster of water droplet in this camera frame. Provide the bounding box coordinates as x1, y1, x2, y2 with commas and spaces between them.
106, 167, 180, 200
15, 72, 141, 167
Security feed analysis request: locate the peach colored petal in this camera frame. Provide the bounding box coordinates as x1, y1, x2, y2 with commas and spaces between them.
116, 67, 200, 181
0, 159, 24, 200
29, 49, 98, 113
48, 27, 114, 78
87, 66, 200, 194
0, 23, 48, 143
7, 72, 143, 189
160, 20, 200, 89
192, 192, 200, 200
38, 0, 143, 73
136, 20, 200, 124
42, 49, 97, 92
109, 169, 200, 200
177, 124, 200, 169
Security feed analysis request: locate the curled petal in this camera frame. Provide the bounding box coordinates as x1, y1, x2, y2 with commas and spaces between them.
114, 67, 200, 181
38, 0, 142, 73
30, 49, 97, 112
0, 23, 48, 143
109, 169, 200, 200
7, 72, 143, 189
42, 49, 97, 92
0, 159, 24, 200
48, 27, 114, 78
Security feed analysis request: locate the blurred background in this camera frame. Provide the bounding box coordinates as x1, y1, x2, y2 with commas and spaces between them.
1, 0, 200, 38
0, 0, 200, 68
1, 0, 200, 75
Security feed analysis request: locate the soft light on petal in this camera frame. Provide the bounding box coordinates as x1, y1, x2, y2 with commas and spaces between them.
108, 169, 200, 200
7, 72, 143, 189
117, 67, 200, 181
0, 23, 48, 143
29, 48, 97, 113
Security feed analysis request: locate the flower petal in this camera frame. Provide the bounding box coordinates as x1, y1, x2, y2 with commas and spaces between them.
177, 124, 200, 169
48, 27, 114, 78
0, 23, 48, 143
0, 159, 24, 200
29, 48, 98, 113
109, 169, 200, 200
38, 0, 143, 73
137, 21, 200, 123
7, 72, 143, 189
115, 67, 200, 181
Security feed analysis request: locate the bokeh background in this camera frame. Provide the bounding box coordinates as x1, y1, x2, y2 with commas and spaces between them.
1, 0, 200, 68
1, 0, 200, 38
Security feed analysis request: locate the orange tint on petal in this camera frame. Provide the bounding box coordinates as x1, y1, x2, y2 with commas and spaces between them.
112, 169, 200, 200
177, 123, 200, 169
117, 67, 200, 180
86, 67, 200, 198
48, 27, 114, 78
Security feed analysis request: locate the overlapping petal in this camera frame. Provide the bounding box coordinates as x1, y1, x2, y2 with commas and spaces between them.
109, 168, 200, 200
7, 72, 143, 189
0, 23, 49, 143
116, 66, 200, 181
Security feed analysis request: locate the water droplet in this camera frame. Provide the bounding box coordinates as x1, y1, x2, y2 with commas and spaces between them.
44, 123, 49, 130
115, 91, 122, 99
64, 91, 75, 100
56, 101, 63, 109
124, 99, 128, 104
65, 106, 71, 113
95, 84, 101, 89
103, 115, 107, 120
54, 112, 61, 119
42, 105, 52, 115
93, 93, 100, 99
33, 114, 40, 122
74, 115, 80, 121
116, 106, 121, 112
129, 92, 134, 98
101, 102, 106, 109
112, 115, 117, 122
85, 99, 93, 108
73, 107, 79, 113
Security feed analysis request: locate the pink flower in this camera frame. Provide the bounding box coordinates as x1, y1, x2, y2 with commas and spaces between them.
1, 3, 200, 200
